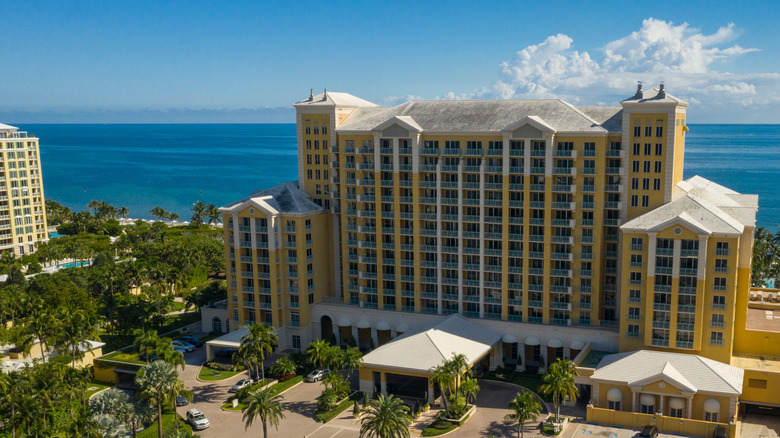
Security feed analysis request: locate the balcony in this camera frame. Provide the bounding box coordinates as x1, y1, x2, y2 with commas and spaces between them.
653, 303, 671, 311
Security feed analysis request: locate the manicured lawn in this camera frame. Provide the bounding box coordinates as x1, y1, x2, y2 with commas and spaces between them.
221, 376, 305, 410
172, 301, 187, 312
422, 419, 459, 437
482, 369, 552, 402
100, 350, 146, 365
137, 409, 194, 438
86, 380, 110, 399
315, 392, 362, 423
198, 365, 241, 381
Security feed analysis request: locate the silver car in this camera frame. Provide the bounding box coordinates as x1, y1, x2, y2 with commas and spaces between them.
305, 368, 330, 382
186, 408, 210, 430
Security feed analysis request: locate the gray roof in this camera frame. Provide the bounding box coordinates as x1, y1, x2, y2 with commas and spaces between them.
577, 106, 623, 132
294, 92, 377, 108
591, 350, 743, 395
0, 123, 18, 131
621, 176, 757, 235
338, 99, 619, 133
221, 181, 323, 215
361, 314, 501, 374
621, 87, 688, 106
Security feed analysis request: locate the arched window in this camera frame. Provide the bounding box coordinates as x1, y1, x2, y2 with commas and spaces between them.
212, 317, 222, 333
703, 399, 720, 422
607, 388, 622, 411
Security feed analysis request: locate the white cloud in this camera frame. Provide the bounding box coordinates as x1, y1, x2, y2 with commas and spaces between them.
428, 18, 779, 121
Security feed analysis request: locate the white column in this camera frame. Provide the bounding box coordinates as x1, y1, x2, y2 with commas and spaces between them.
428, 382, 435, 405
517, 344, 526, 371
697, 235, 708, 279
631, 389, 638, 412
686, 396, 693, 419
658, 395, 664, 415
380, 372, 387, 396
672, 240, 681, 278
333, 324, 341, 344
647, 232, 657, 275
351, 326, 359, 344
371, 328, 379, 348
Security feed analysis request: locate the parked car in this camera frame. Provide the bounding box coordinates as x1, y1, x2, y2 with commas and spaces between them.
229, 378, 253, 393
172, 340, 196, 352
305, 368, 330, 382
175, 395, 189, 406
180, 336, 204, 347
173, 345, 188, 354
639, 425, 658, 438
186, 408, 210, 430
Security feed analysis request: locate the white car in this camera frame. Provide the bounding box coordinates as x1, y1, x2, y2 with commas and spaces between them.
186, 408, 210, 430
172, 340, 196, 352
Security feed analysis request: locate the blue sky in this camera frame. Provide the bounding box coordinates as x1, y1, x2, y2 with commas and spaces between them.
2, 0, 779, 122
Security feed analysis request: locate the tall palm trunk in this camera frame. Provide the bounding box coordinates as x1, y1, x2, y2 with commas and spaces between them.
157, 394, 163, 438
263, 420, 268, 438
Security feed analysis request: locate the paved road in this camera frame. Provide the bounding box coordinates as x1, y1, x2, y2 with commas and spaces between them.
179, 347, 361, 437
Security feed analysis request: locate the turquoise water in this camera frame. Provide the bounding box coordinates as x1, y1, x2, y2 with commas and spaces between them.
59, 260, 90, 268
14, 123, 780, 229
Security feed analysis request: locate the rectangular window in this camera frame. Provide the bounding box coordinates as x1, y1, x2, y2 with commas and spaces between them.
656, 126, 663, 137
644, 143, 651, 155
642, 178, 650, 190
306, 140, 312, 150
305, 126, 311, 135
306, 155, 312, 165
628, 307, 641, 319
314, 140, 319, 150
641, 195, 649, 207
634, 126, 641, 137
655, 161, 662, 173
645, 126, 652, 137
631, 178, 639, 190
632, 161, 640, 172
643, 161, 651, 172
631, 195, 638, 207
633, 143, 641, 155
313, 126, 319, 134
653, 178, 661, 190
655, 143, 663, 155
292, 335, 301, 350
307, 169, 313, 179
323, 140, 328, 150
322, 125, 328, 134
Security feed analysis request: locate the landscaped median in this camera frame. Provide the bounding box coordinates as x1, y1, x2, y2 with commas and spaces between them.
221, 376, 305, 411
316, 391, 363, 423
421, 404, 475, 437
197, 362, 241, 381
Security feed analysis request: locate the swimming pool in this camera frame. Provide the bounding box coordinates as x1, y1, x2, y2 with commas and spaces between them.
59, 260, 90, 268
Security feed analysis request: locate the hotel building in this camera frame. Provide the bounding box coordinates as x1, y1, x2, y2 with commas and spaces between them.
0, 123, 48, 256
215, 85, 780, 433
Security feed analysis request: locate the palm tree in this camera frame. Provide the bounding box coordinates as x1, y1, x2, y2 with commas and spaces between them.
359, 394, 412, 438
460, 376, 480, 404
342, 346, 363, 379
306, 339, 331, 369
206, 203, 221, 227
191, 201, 207, 227
538, 358, 578, 423
135, 360, 183, 438
87, 200, 102, 216
55, 305, 102, 368
238, 323, 277, 380
167, 212, 180, 224
149, 206, 168, 221
241, 386, 285, 438
429, 364, 454, 409
119, 206, 129, 221
447, 353, 470, 398
505, 391, 542, 438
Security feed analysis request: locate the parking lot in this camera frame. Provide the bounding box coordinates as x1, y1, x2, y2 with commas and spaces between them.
176, 347, 714, 438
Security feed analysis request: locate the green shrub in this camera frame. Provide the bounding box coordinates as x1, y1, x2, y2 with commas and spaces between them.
317, 388, 339, 413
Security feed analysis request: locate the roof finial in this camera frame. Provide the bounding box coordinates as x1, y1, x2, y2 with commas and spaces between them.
635, 81, 643, 99
323, 88, 328, 101
309, 88, 314, 101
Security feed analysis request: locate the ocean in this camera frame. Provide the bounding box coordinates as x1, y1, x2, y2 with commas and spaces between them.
13, 123, 780, 230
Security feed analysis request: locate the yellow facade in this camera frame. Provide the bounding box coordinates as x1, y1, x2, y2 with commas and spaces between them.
0, 125, 49, 256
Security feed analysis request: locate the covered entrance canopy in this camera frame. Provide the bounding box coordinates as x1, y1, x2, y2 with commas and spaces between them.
358, 314, 501, 403
205, 327, 249, 361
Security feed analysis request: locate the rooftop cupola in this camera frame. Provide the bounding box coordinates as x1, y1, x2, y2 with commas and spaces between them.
658, 82, 666, 98
634, 81, 643, 99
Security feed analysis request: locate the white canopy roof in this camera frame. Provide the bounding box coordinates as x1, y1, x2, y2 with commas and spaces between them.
362, 314, 501, 374
502, 333, 518, 343
591, 350, 744, 395
338, 317, 352, 327
524, 336, 540, 346
357, 319, 371, 329
547, 338, 564, 348
376, 321, 391, 331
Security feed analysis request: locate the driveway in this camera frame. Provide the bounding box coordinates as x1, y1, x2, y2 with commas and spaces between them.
179, 347, 361, 437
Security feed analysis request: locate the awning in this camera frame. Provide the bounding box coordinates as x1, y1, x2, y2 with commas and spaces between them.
570, 340, 585, 350
640, 394, 656, 406
524, 335, 540, 346
338, 317, 352, 327
396, 323, 410, 333
704, 399, 720, 413
547, 337, 564, 348
502, 333, 518, 343
376, 321, 391, 331
669, 397, 685, 410
607, 387, 622, 402
357, 319, 371, 329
